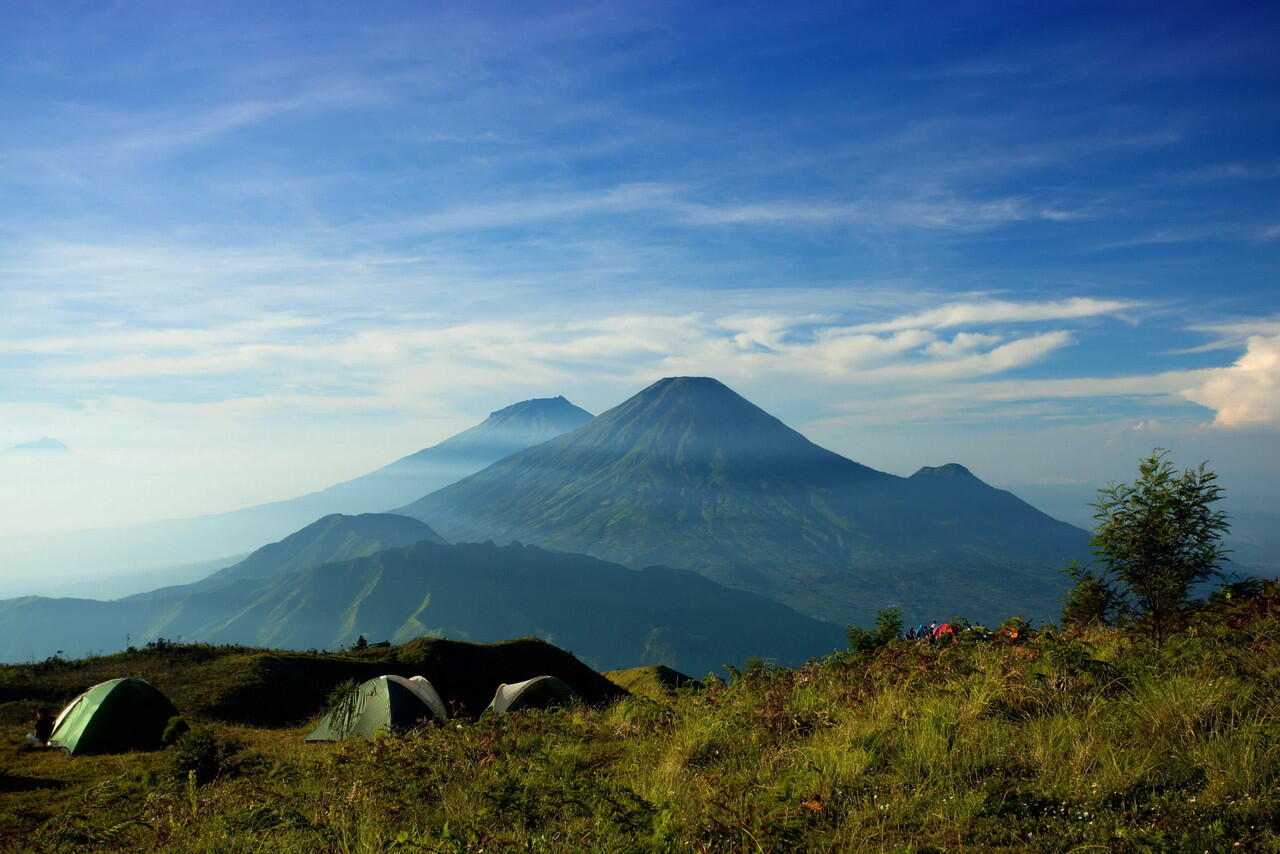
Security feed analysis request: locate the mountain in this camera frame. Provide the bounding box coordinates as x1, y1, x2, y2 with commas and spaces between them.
0, 513, 447, 659
0, 396, 591, 594
7, 437, 70, 453
269, 396, 593, 517
125, 513, 445, 601
0, 516, 843, 674
174, 541, 845, 676
398, 376, 1088, 625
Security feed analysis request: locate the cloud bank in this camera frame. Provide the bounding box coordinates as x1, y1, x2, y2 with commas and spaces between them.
1184, 334, 1280, 427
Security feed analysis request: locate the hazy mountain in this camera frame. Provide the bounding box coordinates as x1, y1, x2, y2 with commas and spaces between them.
272, 396, 593, 517
182, 540, 845, 675
0, 396, 591, 594
0, 513, 448, 659
7, 437, 69, 453
398, 376, 1088, 625
0, 520, 843, 675
124, 513, 445, 602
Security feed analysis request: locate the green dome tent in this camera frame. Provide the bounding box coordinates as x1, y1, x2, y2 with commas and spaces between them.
307, 675, 447, 741
48, 677, 179, 755
484, 675, 577, 715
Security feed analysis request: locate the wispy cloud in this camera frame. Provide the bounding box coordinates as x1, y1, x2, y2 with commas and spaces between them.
1, 301, 1130, 419
849, 298, 1138, 332
105, 86, 382, 158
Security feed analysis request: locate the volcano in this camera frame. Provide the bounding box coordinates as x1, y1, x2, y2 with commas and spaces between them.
398, 377, 1087, 624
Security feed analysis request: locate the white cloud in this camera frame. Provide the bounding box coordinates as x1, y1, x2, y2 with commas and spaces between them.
0, 296, 1197, 536
6, 308, 1095, 420
924, 332, 1003, 358
815, 368, 1215, 426
1183, 334, 1280, 427
851, 297, 1137, 332
1184, 317, 1280, 353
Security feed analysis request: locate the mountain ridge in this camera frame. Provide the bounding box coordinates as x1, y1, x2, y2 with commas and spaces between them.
0, 396, 591, 596
399, 376, 1088, 625
0, 514, 843, 674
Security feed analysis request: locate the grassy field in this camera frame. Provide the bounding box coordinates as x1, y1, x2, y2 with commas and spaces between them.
2, 582, 1278, 853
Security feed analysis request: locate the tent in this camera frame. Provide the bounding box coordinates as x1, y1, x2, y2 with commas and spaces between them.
485, 675, 576, 715
48, 677, 179, 755
306, 674, 447, 741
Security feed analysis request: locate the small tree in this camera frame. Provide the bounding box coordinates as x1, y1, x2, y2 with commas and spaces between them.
1089, 449, 1230, 645
1060, 560, 1122, 630
846, 606, 903, 654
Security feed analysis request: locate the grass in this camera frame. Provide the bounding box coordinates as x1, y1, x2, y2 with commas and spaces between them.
2, 582, 1279, 852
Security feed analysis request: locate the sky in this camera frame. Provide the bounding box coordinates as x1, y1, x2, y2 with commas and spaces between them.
1, 0, 1278, 562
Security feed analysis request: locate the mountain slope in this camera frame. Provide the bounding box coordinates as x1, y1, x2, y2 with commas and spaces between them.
0, 538, 845, 675
399, 377, 1088, 624
124, 513, 445, 603
0, 396, 591, 594
185, 541, 845, 675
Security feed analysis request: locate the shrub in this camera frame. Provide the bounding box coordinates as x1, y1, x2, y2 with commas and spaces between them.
161, 715, 190, 746
168, 727, 243, 785
845, 606, 903, 654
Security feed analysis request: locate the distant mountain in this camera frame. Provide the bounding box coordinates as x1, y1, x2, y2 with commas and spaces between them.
125, 513, 445, 602
274, 396, 593, 516
0, 513, 448, 660
398, 376, 1088, 625
0, 396, 591, 592
0, 526, 843, 675
7, 437, 69, 453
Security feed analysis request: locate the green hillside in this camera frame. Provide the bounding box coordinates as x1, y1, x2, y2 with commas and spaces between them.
0, 529, 845, 674
400, 376, 1088, 625
2, 582, 1277, 852
603, 664, 700, 700
0, 635, 621, 728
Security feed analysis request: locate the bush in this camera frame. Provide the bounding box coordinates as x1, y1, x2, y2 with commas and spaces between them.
168, 727, 243, 785
845, 606, 903, 654
161, 715, 190, 746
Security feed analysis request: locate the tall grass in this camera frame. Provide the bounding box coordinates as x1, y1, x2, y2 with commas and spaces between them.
4, 584, 1280, 852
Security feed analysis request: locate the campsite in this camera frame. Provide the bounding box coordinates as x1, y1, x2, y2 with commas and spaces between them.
4, 1, 1280, 851
3, 580, 1280, 852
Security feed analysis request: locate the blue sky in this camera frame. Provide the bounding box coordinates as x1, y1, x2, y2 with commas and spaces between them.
0, 0, 1278, 545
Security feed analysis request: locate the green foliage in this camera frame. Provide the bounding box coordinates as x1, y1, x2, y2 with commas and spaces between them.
161, 714, 190, 746
167, 727, 244, 785
5, 584, 1280, 852
321, 678, 362, 739
1061, 559, 1123, 629
1090, 450, 1231, 645
845, 606, 902, 654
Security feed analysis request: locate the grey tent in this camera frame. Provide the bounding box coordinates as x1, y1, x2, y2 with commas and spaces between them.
307, 674, 448, 741
484, 675, 576, 715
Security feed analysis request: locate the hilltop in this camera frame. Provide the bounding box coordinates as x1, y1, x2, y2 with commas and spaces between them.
0, 634, 621, 728
2, 581, 1277, 852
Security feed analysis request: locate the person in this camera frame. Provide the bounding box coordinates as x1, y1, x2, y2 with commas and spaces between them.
25, 708, 53, 746
915, 624, 928, 640
927, 621, 938, 639
905, 626, 916, 640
